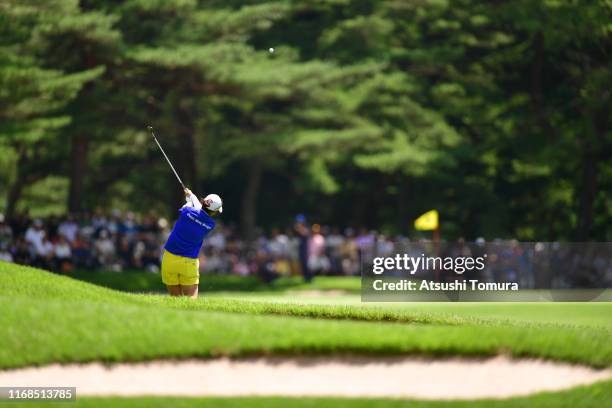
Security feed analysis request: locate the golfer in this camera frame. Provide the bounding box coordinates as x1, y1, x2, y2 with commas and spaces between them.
162, 187, 223, 298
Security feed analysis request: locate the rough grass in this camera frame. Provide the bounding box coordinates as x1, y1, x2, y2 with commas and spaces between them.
0, 262, 611, 369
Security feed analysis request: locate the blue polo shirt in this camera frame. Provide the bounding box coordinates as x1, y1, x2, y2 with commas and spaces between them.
164, 206, 216, 259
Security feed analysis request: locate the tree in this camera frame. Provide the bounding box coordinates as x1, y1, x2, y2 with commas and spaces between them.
0, 0, 102, 217
33, 0, 120, 212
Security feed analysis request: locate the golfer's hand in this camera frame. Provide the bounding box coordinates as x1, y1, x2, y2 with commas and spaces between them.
184, 188, 192, 196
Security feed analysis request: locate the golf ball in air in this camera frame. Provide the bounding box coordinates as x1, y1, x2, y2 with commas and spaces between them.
269, 47, 275, 53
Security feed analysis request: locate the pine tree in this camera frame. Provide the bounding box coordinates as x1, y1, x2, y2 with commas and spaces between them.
0, 0, 103, 216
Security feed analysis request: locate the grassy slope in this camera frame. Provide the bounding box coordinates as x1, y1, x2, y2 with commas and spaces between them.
0, 262, 611, 369
73, 270, 611, 327
70, 270, 361, 293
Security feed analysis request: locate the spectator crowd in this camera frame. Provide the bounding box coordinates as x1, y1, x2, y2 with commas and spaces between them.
0, 211, 165, 273
0, 211, 609, 288
0, 210, 378, 281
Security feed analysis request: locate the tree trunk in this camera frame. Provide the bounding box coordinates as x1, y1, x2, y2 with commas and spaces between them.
575, 108, 606, 241
178, 129, 197, 188
397, 175, 410, 234
575, 145, 597, 241
168, 103, 198, 209
68, 135, 89, 212
5, 146, 58, 219
241, 158, 263, 243
530, 31, 556, 140
5, 182, 22, 220
5, 145, 28, 219
6, 174, 24, 221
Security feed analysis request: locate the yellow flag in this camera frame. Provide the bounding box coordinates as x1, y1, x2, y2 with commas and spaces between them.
414, 210, 439, 231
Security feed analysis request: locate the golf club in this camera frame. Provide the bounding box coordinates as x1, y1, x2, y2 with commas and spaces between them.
147, 125, 186, 190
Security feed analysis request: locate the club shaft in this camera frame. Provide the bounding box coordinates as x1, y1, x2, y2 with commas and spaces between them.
149, 129, 185, 189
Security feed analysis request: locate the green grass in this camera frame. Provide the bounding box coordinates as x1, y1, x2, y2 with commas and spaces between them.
213, 293, 612, 328
1, 380, 612, 408
70, 269, 361, 293
0, 262, 611, 369
70, 269, 612, 328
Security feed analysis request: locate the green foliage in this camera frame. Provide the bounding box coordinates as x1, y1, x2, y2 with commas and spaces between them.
0, 0, 609, 240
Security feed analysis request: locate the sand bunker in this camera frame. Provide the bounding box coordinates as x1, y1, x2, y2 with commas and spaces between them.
0, 356, 610, 399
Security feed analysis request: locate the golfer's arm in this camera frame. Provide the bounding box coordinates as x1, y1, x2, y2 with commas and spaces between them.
184, 192, 202, 210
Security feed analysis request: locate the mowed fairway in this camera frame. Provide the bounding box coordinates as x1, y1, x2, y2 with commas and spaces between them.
0, 262, 611, 407
208, 293, 612, 328
71, 269, 612, 328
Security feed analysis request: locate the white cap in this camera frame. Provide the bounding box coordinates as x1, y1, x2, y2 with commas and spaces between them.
204, 194, 223, 213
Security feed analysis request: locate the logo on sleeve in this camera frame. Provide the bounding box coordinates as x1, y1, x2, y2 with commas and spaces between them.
187, 213, 212, 229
